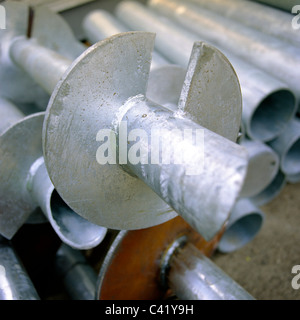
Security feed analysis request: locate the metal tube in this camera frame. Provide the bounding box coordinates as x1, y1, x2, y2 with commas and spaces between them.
287, 173, 300, 184
0, 100, 107, 247
217, 199, 265, 253
148, 0, 300, 101
239, 138, 279, 198
82, 9, 170, 69
269, 119, 300, 176
0, 236, 40, 300
10, 37, 72, 96
120, 96, 248, 240
249, 170, 287, 206
186, 0, 300, 47
167, 241, 255, 300
0, 2, 86, 107
28, 158, 107, 250
55, 244, 97, 300
116, 1, 297, 142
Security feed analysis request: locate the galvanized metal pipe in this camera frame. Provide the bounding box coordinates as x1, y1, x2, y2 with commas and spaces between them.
82, 9, 170, 69
0, 236, 40, 300
2, 2, 247, 241
165, 240, 255, 299
121, 95, 247, 240
0, 100, 107, 248
148, 0, 300, 102
186, 0, 300, 47
116, 1, 297, 142
249, 170, 287, 206
0, 2, 85, 107
28, 157, 107, 249
269, 119, 300, 177
55, 244, 97, 300
10, 38, 72, 96
239, 138, 279, 198
217, 199, 265, 253
287, 173, 300, 184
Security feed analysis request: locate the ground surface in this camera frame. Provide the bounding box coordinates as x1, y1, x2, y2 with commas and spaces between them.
212, 181, 300, 300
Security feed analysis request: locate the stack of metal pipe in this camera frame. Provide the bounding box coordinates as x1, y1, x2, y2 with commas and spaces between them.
110, 0, 300, 253
0, 0, 298, 300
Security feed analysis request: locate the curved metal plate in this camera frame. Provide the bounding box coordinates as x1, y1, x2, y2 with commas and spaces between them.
0, 1, 85, 105
178, 42, 242, 142
96, 216, 224, 300
44, 32, 178, 230
0, 113, 44, 239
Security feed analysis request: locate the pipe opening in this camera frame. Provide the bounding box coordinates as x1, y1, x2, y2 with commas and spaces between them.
218, 213, 264, 253
250, 90, 296, 142
249, 170, 286, 206
50, 190, 106, 249
282, 138, 300, 176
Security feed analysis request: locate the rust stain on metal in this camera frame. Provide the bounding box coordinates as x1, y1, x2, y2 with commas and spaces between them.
98, 216, 225, 300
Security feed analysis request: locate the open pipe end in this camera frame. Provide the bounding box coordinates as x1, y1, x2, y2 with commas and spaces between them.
218, 211, 264, 253
282, 137, 300, 176
48, 190, 107, 250
248, 89, 296, 142
249, 170, 287, 207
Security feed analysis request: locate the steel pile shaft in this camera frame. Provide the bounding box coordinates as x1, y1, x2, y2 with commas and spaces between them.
121, 96, 247, 240
0, 237, 40, 300
167, 242, 255, 300
10, 38, 72, 96
55, 244, 97, 300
